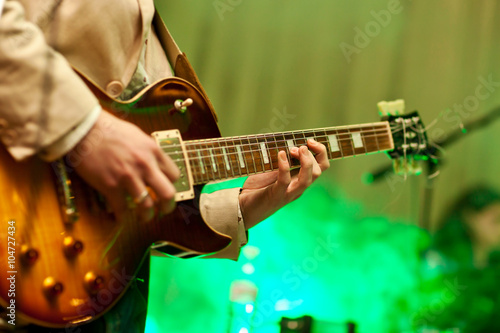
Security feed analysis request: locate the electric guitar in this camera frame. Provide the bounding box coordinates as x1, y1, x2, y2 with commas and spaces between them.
0, 74, 430, 328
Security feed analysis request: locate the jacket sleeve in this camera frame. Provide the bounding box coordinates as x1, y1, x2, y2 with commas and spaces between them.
0, 0, 100, 161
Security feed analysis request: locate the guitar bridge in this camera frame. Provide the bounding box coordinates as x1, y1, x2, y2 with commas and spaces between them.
152, 130, 194, 202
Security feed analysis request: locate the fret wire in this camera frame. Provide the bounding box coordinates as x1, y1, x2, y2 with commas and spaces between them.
276, 132, 290, 166
205, 142, 216, 182
237, 136, 248, 176
244, 136, 257, 176
196, 142, 207, 183
372, 124, 381, 151
199, 142, 209, 182
360, 129, 368, 155
336, 128, 344, 159
230, 139, 243, 177
320, 129, 332, 159
347, 127, 356, 156
253, 135, 266, 173
264, 135, 277, 171
187, 146, 200, 183
316, 130, 331, 158
291, 132, 299, 167
255, 136, 268, 171
225, 140, 237, 179
215, 142, 228, 180
220, 141, 231, 178
230, 140, 241, 178
350, 127, 367, 155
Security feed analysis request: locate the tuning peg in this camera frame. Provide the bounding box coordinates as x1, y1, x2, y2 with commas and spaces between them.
378, 99, 405, 116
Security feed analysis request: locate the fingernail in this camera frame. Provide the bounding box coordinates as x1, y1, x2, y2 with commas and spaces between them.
300, 146, 308, 153
290, 147, 299, 154
308, 139, 317, 145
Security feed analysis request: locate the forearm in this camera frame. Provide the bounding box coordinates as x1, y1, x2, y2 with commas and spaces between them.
0, 1, 100, 161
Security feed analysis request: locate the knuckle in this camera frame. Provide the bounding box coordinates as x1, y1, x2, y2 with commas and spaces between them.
303, 159, 314, 169
135, 154, 151, 171
118, 168, 135, 184
103, 176, 119, 189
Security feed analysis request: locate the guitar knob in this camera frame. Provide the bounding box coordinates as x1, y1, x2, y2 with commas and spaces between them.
21, 245, 39, 265
174, 98, 193, 113
84, 271, 104, 294
63, 236, 84, 257
43, 277, 64, 297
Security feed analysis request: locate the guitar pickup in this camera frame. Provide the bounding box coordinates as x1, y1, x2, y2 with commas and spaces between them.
152, 130, 194, 202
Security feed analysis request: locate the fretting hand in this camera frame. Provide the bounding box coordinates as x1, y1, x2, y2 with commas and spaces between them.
239, 139, 330, 228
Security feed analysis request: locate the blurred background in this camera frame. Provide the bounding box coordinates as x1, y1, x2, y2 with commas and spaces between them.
146, 1, 500, 332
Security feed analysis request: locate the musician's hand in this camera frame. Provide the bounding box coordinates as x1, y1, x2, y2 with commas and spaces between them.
239, 139, 330, 228
68, 111, 180, 222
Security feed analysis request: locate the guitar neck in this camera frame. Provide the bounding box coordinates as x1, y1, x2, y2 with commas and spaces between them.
182, 121, 394, 185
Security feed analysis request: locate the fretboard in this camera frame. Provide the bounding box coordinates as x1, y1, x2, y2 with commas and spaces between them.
181, 122, 393, 185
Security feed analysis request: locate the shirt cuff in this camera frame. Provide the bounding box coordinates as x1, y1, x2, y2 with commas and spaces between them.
38, 105, 102, 161
200, 187, 247, 260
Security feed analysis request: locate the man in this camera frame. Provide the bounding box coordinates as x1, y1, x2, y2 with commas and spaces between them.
0, 1, 330, 331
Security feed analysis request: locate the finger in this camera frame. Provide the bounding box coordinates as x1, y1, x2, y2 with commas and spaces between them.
307, 139, 330, 171
143, 163, 177, 215
153, 144, 181, 182
121, 172, 156, 222
308, 149, 322, 181
288, 146, 314, 194
272, 150, 291, 196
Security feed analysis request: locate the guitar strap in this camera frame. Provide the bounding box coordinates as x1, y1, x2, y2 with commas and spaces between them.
152, 10, 218, 122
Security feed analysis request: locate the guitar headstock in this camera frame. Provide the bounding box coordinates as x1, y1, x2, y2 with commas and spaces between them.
378, 100, 432, 175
